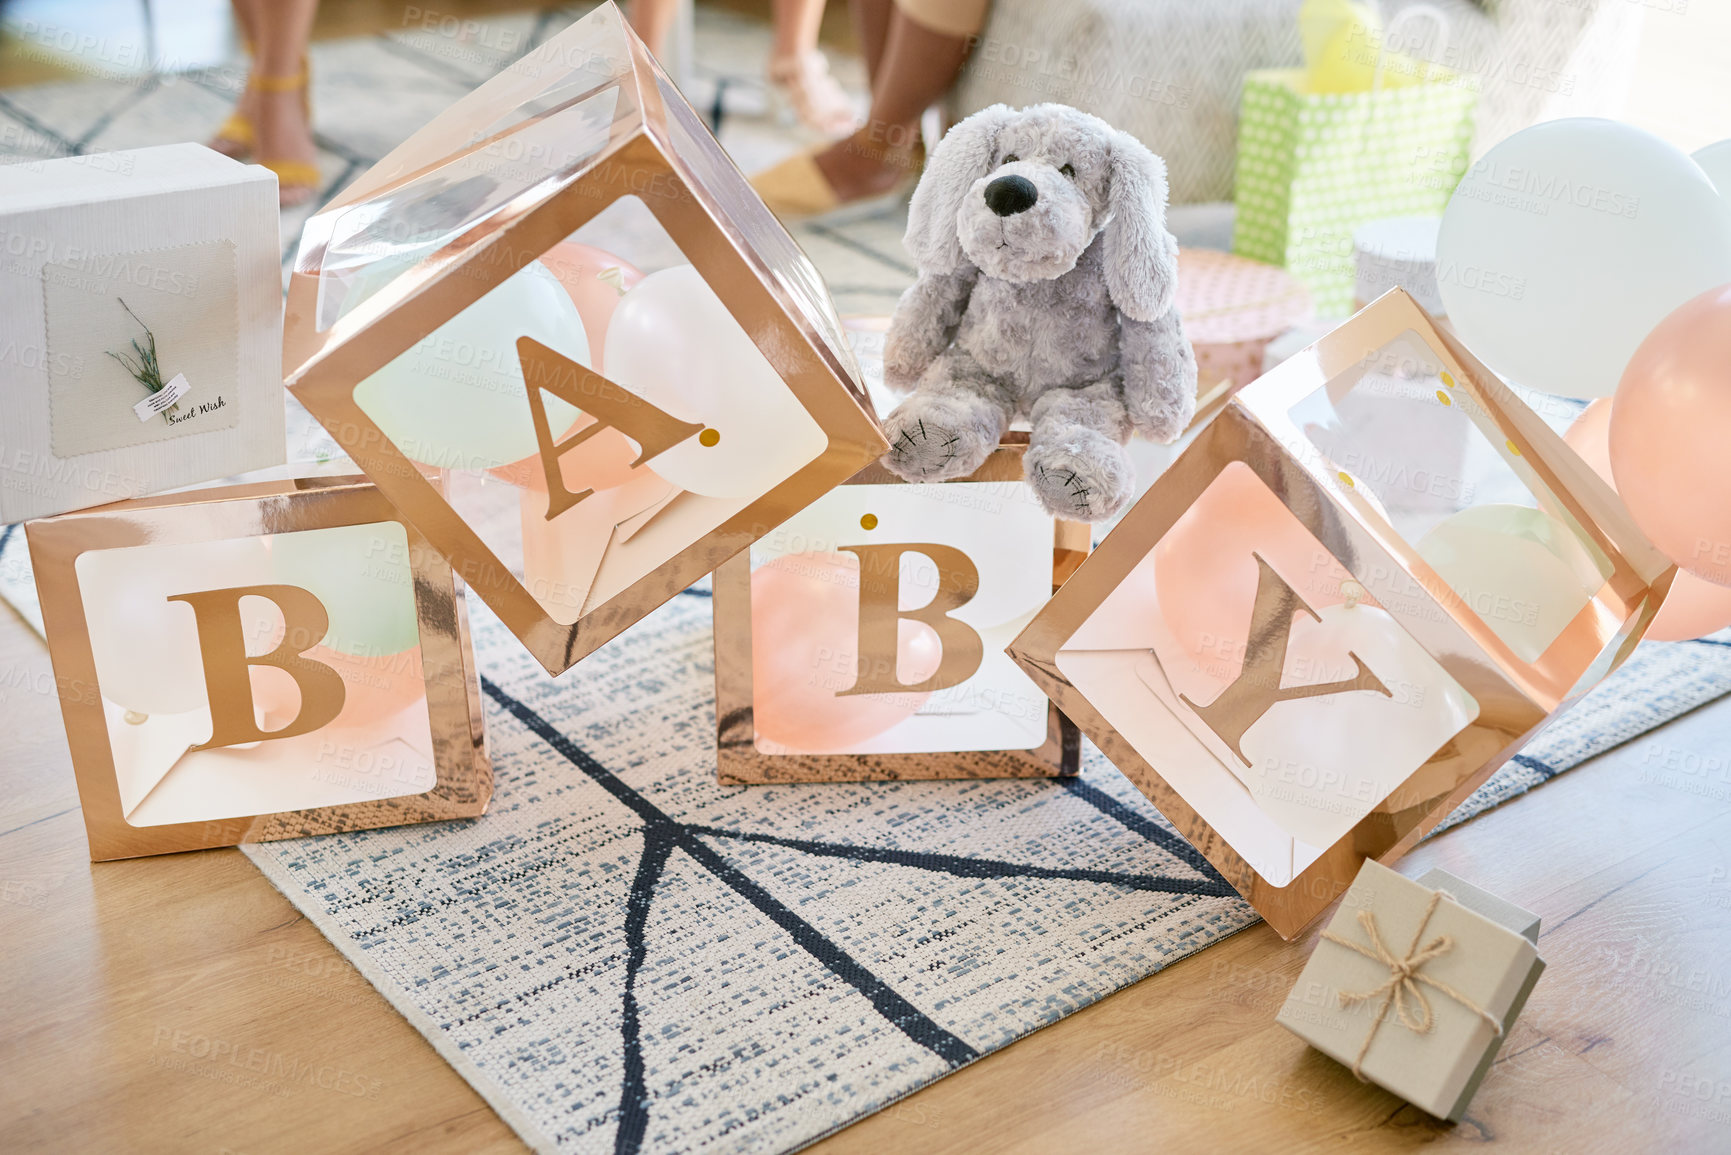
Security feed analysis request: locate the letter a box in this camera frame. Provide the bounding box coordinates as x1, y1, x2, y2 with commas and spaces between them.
282, 4, 884, 675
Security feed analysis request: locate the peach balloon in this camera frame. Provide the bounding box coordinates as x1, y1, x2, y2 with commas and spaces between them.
1567, 399, 1731, 641
1609, 282, 1731, 588
750, 552, 944, 754
1155, 462, 1367, 689
541, 241, 643, 368
253, 645, 426, 733
488, 243, 647, 491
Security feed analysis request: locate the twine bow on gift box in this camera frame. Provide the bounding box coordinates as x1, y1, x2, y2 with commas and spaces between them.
1321, 889, 1505, 1080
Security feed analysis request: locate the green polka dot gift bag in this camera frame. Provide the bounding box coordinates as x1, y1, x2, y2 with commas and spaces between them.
1231, 5, 1478, 315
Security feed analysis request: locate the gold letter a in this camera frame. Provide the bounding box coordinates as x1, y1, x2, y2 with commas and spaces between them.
519, 336, 705, 521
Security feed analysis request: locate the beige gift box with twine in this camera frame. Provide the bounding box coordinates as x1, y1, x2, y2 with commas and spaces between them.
1277, 860, 1545, 1120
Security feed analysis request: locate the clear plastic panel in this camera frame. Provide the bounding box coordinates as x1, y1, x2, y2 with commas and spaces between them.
1288, 329, 1612, 662
315, 84, 629, 331
73, 524, 436, 827
651, 72, 853, 374
349, 199, 829, 624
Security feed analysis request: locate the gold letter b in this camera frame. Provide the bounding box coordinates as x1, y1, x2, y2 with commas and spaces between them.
839, 543, 983, 696
169, 584, 347, 750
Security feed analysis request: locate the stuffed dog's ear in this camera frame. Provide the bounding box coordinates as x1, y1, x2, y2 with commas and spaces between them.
1102, 130, 1178, 322
904, 104, 1014, 274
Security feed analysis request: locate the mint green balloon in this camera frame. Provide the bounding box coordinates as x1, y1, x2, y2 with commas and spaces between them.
270, 522, 421, 658
352, 260, 588, 470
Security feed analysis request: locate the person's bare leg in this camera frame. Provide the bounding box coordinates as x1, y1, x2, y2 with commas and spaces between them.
771, 0, 826, 59
851, 0, 894, 85
210, 0, 262, 157
628, 0, 678, 59
767, 0, 854, 136
252, 0, 320, 205
813, 7, 971, 200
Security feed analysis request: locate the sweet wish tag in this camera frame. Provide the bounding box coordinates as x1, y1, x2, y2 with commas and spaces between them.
132, 372, 190, 422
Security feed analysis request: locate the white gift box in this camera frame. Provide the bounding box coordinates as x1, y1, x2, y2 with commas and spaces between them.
1277, 861, 1545, 1120
0, 143, 284, 522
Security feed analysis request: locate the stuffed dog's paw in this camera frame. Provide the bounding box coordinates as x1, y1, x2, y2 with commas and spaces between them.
881, 392, 1001, 482
1026, 429, 1134, 522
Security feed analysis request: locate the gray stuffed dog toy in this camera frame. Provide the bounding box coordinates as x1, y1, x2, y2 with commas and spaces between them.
880, 103, 1197, 522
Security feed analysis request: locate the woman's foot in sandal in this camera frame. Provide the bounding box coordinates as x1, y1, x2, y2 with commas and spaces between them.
254, 73, 320, 208
766, 51, 855, 138
208, 87, 257, 160
812, 122, 921, 203
751, 124, 921, 220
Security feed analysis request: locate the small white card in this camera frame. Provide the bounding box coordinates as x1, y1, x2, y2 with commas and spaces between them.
133, 372, 191, 422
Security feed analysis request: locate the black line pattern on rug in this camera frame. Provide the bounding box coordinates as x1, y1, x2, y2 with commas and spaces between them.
800, 220, 917, 277
0, 92, 79, 156
479, 674, 1228, 1154
1058, 775, 1227, 880
1511, 752, 1559, 781
686, 825, 1238, 898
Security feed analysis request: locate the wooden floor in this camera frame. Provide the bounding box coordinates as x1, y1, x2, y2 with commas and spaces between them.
1, 601, 1728, 1153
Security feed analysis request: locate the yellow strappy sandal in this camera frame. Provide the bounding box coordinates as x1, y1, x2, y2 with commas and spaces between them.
251, 67, 320, 207
209, 105, 255, 159
208, 45, 304, 161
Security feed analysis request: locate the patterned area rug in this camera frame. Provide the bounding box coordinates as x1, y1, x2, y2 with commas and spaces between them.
241, 594, 1731, 1155
0, 522, 1728, 1152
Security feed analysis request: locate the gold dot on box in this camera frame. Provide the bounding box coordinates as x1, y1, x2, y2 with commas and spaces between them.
1440, 371, 1455, 387
1506, 439, 1521, 457
698, 428, 721, 447
1337, 471, 1355, 488
1435, 390, 1452, 406
860, 513, 878, 530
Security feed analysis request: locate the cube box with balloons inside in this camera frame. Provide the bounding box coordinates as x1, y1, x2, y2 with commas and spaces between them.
712, 437, 1093, 784
24, 478, 492, 860
281, 4, 887, 679
1006, 289, 1673, 939
22, 4, 900, 859
1435, 118, 1731, 641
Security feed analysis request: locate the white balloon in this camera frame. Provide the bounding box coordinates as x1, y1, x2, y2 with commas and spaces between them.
1693, 139, 1731, 203
76, 537, 277, 717
1437, 119, 1731, 399
603, 265, 828, 499
353, 260, 588, 471
1416, 503, 1606, 663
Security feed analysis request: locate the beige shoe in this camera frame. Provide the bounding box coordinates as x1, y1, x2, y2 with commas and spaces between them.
750, 148, 921, 223
751, 150, 841, 218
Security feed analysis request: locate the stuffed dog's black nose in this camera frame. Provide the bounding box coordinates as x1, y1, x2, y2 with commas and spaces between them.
984, 174, 1038, 217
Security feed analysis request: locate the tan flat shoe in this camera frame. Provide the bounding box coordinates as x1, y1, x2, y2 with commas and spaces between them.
750, 148, 919, 223
751, 150, 840, 218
